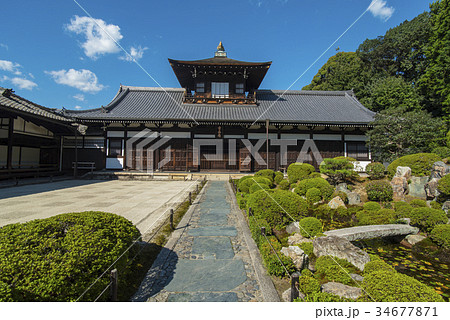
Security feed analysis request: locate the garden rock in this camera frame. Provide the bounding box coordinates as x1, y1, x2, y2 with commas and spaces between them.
430, 161, 449, 179
287, 233, 313, 246
405, 234, 426, 246
286, 221, 300, 234
328, 196, 346, 209
313, 235, 370, 271
321, 282, 362, 300
395, 166, 412, 180
350, 273, 363, 282
282, 288, 305, 302
281, 246, 307, 270
408, 177, 428, 199
391, 176, 409, 200
442, 201, 450, 214
336, 183, 349, 194
425, 178, 440, 199
347, 192, 361, 205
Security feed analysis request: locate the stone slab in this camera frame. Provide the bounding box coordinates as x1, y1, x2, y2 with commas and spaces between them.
167, 292, 238, 302
191, 237, 235, 259
165, 259, 247, 292
188, 226, 237, 237
324, 224, 419, 241
198, 209, 229, 226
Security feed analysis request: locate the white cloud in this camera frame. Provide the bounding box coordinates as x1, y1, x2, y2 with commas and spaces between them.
73, 93, 85, 101
120, 45, 148, 62
10, 77, 38, 90
74, 106, 83, 110
66, 15, 123, 59
368, 0, 394, 21
0, 43, 8, 50
46, 68, 105, 93
0, 59, 22, 75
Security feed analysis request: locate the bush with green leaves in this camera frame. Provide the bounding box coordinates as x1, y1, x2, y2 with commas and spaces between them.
294, 177, 334, 201
247, 189, 308, 228
299, 242, 314, 257
357, 208, 396, 226
432, 146, 450, 159
314, 256, 359, 285
387, 153, 442, 178
332, 191, 348, 204
248, 216, 272, 247
298, 275, 321, 295
298, 217, 322, 238
278, 179, 290, 190
363, 201, 382, 212
237, 175, 253, 189
365, 162, 385, 180
249, 182, 270, 194
298, 292, 352, 302
259, 236, 296, 277
319, 158, 357, 185
239, 176, 272, 193
254, 169, 275, 182
361, 270, 444, 302
364, 259, 395, 275
437, 174, 450, 196
365, 180, 393, 202
306, 187, 322, 204
0, 211, 140, 302
429, 224, 450, 249
393, 201, 412, 218
236, 192, 248, 209
274, 171, 284, 184
287, 163, 316, 184
430, 201, 442, 210
410, 199, 427, 208
409, 207, 447, 232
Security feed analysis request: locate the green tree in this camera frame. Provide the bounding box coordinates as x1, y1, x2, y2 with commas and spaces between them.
419, 0, 450, 118
364, 76, 421, 112
366, 107, 443, 162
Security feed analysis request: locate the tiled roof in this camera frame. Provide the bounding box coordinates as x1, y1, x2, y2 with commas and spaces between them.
66, 86, 376, 125
0, 87, 71, 122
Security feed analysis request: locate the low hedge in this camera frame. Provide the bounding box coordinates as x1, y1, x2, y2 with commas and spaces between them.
410, 199, 427, 208
363, 201, 382, 212
437, 174, 450, 196
366, 162, 385, 180
356, 209, 396, 226
249, 182, 270, 194
298, 217, 322, 238
387, 153, 441, 178
314, 256, 359, 285
254, 169, 275, 182
0, 211, 140, 302
248, 216, 272, 247
239, 176, 272, 193
294, 177, 334, 201
393, 201, 412, 218
287, 162, 316, 184
247, 189, 308, 228
306, 187, 322, 204
430, 224, 450, 249
361, 270, 444, 302
409, 207, 447, 232
299, 292, 352, 302
365, 180, 393, 202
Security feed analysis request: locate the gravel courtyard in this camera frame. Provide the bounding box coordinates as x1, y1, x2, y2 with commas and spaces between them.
0, 179, 199, 237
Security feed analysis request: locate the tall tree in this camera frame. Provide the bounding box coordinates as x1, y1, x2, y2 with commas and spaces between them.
419, 0, 450, 119
366, 107, 443, 162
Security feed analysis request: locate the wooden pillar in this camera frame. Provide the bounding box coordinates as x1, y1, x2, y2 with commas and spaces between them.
266, 119, 269, 170
123, 124, 128, 170
74, 128, 78, 177
6, 117, 14, 170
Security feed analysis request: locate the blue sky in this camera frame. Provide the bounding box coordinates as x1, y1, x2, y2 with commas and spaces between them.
0, 0, 431, 110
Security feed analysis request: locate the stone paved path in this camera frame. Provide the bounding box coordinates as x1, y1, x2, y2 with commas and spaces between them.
132, 181, 268, 302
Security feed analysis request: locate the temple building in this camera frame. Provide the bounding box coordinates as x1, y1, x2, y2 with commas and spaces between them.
1, 43, 375, 177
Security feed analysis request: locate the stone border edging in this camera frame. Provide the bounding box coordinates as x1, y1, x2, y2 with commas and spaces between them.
226, 181, 280, 302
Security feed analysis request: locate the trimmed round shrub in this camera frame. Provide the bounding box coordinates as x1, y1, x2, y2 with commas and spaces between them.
247, 189, 308, 228
366, 180, 393, 202
432, 146, 450, 159
0, 211, 140, 302
363, 201, 382, 212
298, 275, 321, 295
314, 204, 332, 219
295, 177, 334, 201
255, 169, 275, 182
364, 259, 396, 275
301, 269, 313, 277
287, 163, 316, 184
430, 201, 442, 210
410, 199, 427, 208
361, 270, 444, 302
430, 224, 450, 249
320, 157, 357, 185
437, 174, 450, 196
239, 176, 272, 193
366, 162, 385, 180
274, 171, 284, 184
387, 153, 442, 178
306, 187, 322, 204
278, 179, 290, 190
409, 207, 447, 232
298, 217, 322, 238
314, 256, 358, 285
357, 208, 396, 226
393, 201, 413, 218
249, 182, 270, 194
299, 242, 314, 257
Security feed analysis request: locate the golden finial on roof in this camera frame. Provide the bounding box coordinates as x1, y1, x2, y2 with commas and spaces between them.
217, 41, 225, 51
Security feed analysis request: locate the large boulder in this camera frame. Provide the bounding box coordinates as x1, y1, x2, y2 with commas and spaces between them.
347, 192, 361, 205
288, 233, 313, 246
328, 196, 346, 209
321, 282, 362, 300
282, 288, 305, 302
391, 176, 409, 200
313, 235, 370, 271
442, 201, 450, 214
430, 161, 449, 179
404, 234, 426, 246
286, 221, 300, 234
281, 246, 308, 270
395, 166, 412, 180
336, 183, 349, 194
425, 177, 440, 199
408, 177, 428, 199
